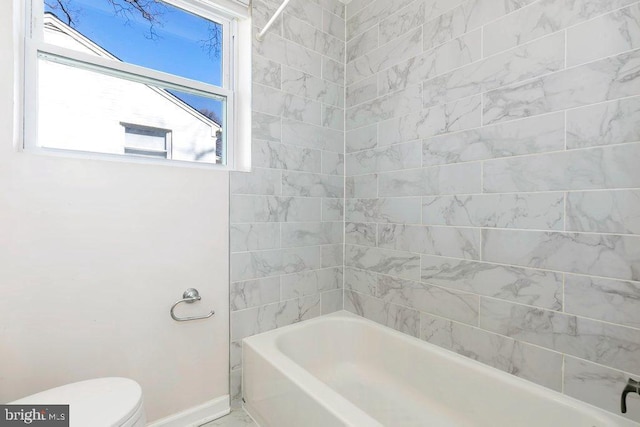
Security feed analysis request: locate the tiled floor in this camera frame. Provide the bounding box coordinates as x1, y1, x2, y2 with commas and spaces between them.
201, 409, 257, 427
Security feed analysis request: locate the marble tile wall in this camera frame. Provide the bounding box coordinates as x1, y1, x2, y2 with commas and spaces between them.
344, 0, 640, 421
230, 0, 345, 405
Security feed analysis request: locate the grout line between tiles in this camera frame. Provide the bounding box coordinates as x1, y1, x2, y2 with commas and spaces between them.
345, 0, 640, 91
345, 278, 640, 338
347, 41, 640, 117
564, 109, 568, 150
562, 273, 566, 313
343, 139, 640, 173
343, 243, 640, 285
563, 192, 567, 232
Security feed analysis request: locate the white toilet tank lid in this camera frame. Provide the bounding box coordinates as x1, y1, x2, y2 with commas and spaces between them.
10, 377, 143, 427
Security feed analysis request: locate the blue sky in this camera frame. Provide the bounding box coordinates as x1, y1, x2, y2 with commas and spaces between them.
45, 0, 224, 122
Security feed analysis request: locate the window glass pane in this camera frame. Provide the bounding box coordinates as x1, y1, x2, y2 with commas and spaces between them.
124, 125, 168, 151
38, 55, 226, 165
43, 0, 224, 86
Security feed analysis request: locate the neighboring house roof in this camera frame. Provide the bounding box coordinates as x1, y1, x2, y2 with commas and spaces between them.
44, 12, 222, 130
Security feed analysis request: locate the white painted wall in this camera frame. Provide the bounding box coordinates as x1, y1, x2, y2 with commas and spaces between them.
0, 1, 230, 423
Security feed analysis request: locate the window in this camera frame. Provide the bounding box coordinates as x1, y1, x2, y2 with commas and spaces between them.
123, 124, 171, 159
23, 0, 251, 168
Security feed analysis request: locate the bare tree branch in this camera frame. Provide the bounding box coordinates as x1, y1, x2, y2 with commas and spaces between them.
44, 0, 166, 40
105, 0, 166, 40
44, 0, 222, 57
44, 0, 79, 26
198, 108, 221, 124
199, 23, 222, 59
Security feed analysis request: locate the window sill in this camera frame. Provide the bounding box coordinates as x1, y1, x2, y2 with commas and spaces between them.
22, 145, 242, 171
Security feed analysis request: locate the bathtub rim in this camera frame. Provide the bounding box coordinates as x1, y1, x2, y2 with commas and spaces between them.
243, 312, 382, 426
242, 310, 639, 426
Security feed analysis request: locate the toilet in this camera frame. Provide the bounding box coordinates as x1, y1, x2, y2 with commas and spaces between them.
10, 377, 146, 427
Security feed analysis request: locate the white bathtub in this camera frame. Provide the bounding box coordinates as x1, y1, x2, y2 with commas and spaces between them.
243, 311, 638, 427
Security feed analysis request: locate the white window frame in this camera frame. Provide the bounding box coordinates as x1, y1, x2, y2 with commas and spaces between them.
21, 0, 251, 170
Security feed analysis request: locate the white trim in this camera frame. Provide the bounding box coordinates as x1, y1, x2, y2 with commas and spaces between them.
233, 16, 252, 171
23, 145, 237, 170
22, 0, 39, 154
146, 395, 230, 427
22, 0, 251, 169
31, 44, 232, 102
168, 0, 251, 20
12, 0, 26, 152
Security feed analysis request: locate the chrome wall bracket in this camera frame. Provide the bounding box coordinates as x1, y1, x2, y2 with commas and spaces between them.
170, 288, 215, 322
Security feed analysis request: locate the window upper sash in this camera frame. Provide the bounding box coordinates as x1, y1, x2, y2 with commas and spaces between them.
33, 44, 233, 101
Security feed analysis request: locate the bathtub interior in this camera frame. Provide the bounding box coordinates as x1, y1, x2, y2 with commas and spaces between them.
247, 312, 638, 427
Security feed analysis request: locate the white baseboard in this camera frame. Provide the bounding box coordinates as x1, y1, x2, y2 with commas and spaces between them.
147, 395, 230, 427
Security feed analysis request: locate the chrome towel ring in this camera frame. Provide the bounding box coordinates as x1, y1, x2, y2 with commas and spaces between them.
170, 288, 215, 322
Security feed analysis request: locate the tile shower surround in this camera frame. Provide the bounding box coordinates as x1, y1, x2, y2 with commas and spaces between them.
229, 0, 347, 405
231, 0, 640, 421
